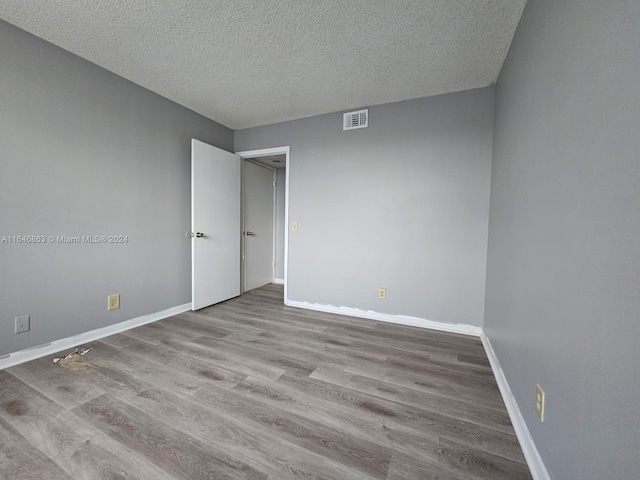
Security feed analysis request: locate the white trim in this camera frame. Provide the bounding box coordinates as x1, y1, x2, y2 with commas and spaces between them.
0, 303, 191, 371
283, 149, 289, 303
239, 159, 278, 289
240, 157, 246, 293
285, 299, 482, 337
272, 169, 277, 283
236, 146, 290, 303
190, 139, 197, 308
236, 147, 289, 158
273, 278, 285, 285
480, 332, 551, 480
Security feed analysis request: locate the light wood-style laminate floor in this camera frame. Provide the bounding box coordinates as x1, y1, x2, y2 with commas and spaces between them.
0, 284, 532, 480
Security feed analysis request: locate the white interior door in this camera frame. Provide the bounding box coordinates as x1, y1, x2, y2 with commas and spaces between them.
191, 139, 241, 310
244, 161, 274, 292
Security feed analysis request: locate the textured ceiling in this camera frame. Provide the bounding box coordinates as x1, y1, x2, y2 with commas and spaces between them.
0, 1, 526, 129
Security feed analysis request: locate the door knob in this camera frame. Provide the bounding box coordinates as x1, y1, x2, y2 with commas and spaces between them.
196, 232, 205, 238
245, 231, 255, 236
186, 232, 205, 238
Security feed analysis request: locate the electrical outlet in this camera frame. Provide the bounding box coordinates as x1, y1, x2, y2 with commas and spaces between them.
15, 315, 30, 334
292, 221, 298, 232
108, 294, 120, 311
378, 288, 386, 300
535, 384, 545, 422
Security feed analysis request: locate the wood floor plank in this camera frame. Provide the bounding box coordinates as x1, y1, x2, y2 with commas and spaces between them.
301, 363, 514, 435
115, 333, 249, 387
308, 366, 526, 463
82, 342, 381, 479
2, 284, 532, 480
232, 374, 443, 461
117, 323, 197, 345
386, 452, 474, 480
323, 324, 485, 357
201, 300, 376, 333
91, 332, 141, 349
271, 326, 491, 378
387, 349, 493, 375
122, 386, 378, 480
147, 333, 287, 381
341, 362, 505, 410
0, 372, 178, 480
0, 417, 69, 480
177, 310, 266, 335
226, 328, 497, 393
9, 354, 144, 405
280, 367, 517, 460
335, 321, 484, 350
7, 354, 107, 410
374, 321, 483, 348
166, 313, 237, 338
437, 437, 532, 479
132, 321, 203, 342
192, 334, 318, 376
221, 328, 386, 372
73, 393, 267, 480
87, 341, 215, 395
191, 384, 392, 479
384, 356, 496, 383
456, 352, 492, 369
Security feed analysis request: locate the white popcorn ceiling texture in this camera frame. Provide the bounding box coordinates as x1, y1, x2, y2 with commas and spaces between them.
0, 1, 526, 129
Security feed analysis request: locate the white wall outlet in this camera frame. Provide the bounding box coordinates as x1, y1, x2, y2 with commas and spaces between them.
15, 315, 30, 334
535, 384, 545, 422
108, 294, 120, 311
378, 288, 386, 300
291, 221, 298, 232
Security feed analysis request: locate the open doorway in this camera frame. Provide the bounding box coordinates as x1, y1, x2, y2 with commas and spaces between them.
242, 158, 275, 292
236, 147, 290, 302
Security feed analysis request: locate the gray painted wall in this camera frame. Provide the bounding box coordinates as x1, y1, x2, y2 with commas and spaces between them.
485, 1, 640, 479
275, 168, 286, 280
0, 21, 233, 357
236, 88, 494, 326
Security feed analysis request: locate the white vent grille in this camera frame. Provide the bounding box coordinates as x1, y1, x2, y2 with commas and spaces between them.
343, 109, 368, 130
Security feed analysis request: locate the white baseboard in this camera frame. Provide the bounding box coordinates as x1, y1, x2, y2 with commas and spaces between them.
285, 299, 482, 337
480, 332, 551, 480
273, 278, 285, 285
0, 303, 192, 370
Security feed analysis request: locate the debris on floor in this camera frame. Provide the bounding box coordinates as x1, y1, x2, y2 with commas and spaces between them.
53, 346, 92, 364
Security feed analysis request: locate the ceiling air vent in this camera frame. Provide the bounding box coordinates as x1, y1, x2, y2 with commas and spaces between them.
343, 109, 368, 131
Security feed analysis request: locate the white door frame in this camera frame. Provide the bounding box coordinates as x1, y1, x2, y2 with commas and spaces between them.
241, 158, 276, 293
235, 146, 290, 303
